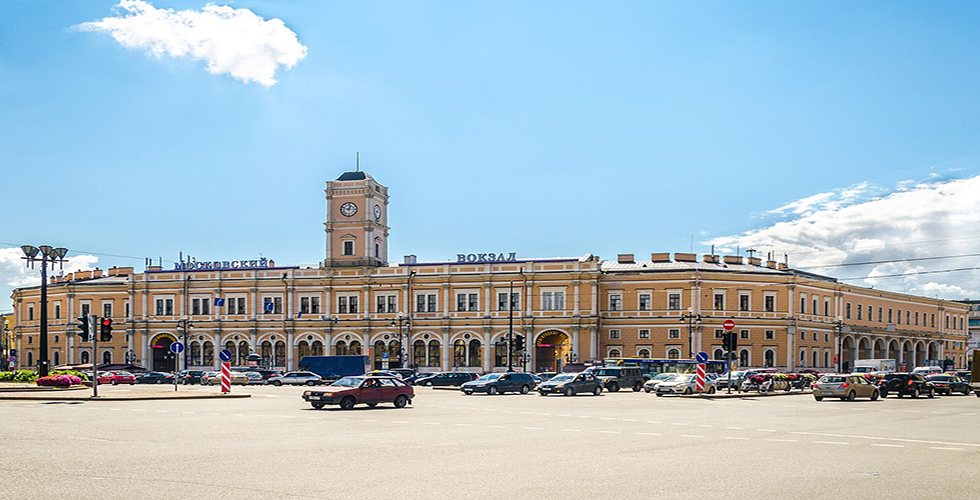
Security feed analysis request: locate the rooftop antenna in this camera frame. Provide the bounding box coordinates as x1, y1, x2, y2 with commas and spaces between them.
747, 248, 757, 259
690, 234, 694, 253
356, 151, 360, 172
710, 244, 715, 256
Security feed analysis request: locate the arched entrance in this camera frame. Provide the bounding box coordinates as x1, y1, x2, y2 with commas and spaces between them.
535, 331, 570, 373
150, 333, 177, 372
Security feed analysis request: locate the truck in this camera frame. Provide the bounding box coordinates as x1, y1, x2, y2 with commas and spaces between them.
852, 359, 897, 373
297, 355, 369, 383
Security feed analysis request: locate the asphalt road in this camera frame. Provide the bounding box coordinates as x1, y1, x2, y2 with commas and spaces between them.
1, 384, 978, 500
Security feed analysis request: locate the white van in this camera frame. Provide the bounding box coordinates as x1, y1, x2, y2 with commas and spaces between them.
912, 366, 943, 376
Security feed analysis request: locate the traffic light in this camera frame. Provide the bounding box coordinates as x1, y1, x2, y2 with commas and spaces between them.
100, 318, 113, 342
722, 331, 731, 351
514, 336, 525, 351
730, 330, 739, 351
76, 316, 90, 342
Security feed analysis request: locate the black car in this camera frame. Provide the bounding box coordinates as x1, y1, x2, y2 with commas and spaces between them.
926, 374, 971, 395
591, 367, 645, 392
460, 373, 535, 395
415, 372, 477, 387
176, 370, 206, 385
880, 373, 936, 398
537, 372, 604, 396
137, 372, 174, 384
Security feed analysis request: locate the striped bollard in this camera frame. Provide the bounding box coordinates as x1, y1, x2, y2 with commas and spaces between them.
695, 351, 708, 393
221, 362, 231, 393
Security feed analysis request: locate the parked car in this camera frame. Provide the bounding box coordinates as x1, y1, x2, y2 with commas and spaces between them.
591, 367, 645, 392
302, 375, 414, 410
268, 371, 323, 386
926, 374, 971, 395
643, 373, 680, 393
536, 372, 557, 383
368, 370, 403, 379
880, 373, 936, 398
715, 371, 749, 390
812, 375, 879, 401
537, 372, 603, 396
654, 373, 716, 396
404, 372, 433, 385
912, 366, 943, 376
414, 372, 477, 387
203, 371, 249, 386
243, 371, 266, 385
136, 372, 174, 384
176, 370, 206, 385
388, 368, 415, 380
246, 369, 281, 381
97, 371, 136, 385
461, 372, 535, 395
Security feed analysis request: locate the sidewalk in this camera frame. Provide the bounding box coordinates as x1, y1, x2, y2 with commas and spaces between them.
0, 389, 251, 401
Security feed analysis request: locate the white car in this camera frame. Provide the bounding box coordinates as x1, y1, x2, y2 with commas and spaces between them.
654, 373, 717, 396
268, 371, 322, 386
643, 373, 680, 393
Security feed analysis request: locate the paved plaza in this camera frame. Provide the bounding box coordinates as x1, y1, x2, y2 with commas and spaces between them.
1, 385, 977, 499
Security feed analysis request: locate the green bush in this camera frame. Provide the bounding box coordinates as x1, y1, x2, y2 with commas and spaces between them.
0, 370, 38, 383
51, 370, 90, 381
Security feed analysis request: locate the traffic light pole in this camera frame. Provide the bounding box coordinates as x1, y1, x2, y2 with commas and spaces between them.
90, 315, 99, 398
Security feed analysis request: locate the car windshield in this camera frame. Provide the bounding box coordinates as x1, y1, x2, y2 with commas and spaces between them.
927, 375, 950, 381
116, 372, 133, 377
331, 377, 363, 387
595, 369, 621, 376
476, 374, 501, 381
551, 374, 576, 382
819, 376, 846, 383
671, 374, 694, 382
883, 374, 907, 380
652, 374, 676, 381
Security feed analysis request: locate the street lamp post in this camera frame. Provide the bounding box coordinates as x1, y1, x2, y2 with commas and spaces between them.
390, 312, 411, 369
20, 245, 68, 377
835, 316, 844, 373
680, 307, 702, 359
177, 318, 193, 371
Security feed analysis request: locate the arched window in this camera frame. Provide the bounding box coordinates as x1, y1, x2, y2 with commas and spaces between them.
102, 350, 112, 365
388, 340, 400, 364
27, 351, 34, 367
812, 350, 818, 368
348, 340, 362, 356
53, 351, 60, 366
260, 341, 272, 366
764, 350, 775, 368
335, 341, 347, 356
610, 349, 624, 358
493, 339, 508, 367
238, 341, 249, 365
80, 351, 90, 364
203, 341, 214, 365
453, 339, 466, 368
190, 342, 202, 365
824, 351, 830, 368
713, 349, 724, 361
225, 341, 236, 365
312, 340, 324, 356
468, 339, 482, 367
799, 349, 807, 367
373, 340, 385, 368
739, 349, 750, 367
427, 340, 440, 367
413, 340, 425, 367
298, 341, 311, 360
638, 348, 651, 358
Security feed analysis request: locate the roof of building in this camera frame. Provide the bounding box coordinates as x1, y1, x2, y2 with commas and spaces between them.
600, 259, 790, 275
336, 171, 371, 181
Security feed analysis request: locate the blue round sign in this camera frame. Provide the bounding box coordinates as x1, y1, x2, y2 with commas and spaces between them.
696, 351, 708, 363
219, 349, 232, 362
170, 342, 185, 354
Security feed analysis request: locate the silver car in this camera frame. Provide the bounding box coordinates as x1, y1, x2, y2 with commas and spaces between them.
643, 373, 679, 393
268, 371, 322, 386
655, 373, 717, 396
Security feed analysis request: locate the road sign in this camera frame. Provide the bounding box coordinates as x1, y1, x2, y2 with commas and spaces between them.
170, 342, 185, 354
219, 349, 232, 362
382, 352, 389, 359
221, 362, 231, 394
696, 351, 708, 363
723, 319, 735, 330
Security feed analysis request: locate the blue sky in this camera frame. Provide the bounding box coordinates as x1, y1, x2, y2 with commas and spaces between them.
2, 1, 980, 307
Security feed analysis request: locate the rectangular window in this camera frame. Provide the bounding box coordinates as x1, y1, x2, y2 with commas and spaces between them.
813, 298, 818, 315
155, 299, 163, 316
457, 293, 478, 312
639, 329, 650, 339
457, 294, 466, 312
824, 300, 830, 316
156, 298, 173, 316
639, 294, 651, 311
192, 299, 201, 316
468, 293, 478, 311
888, 309, 893, 323
343, 241, 354, 256
846, 303, 852, 319
668, 329, 680, 339
740, 329, 749, 340
263, 297, 281, 314
668, 293, 681, 310
54, 304, 61, 319
541, 291, 564, 311
339, 296, 348, 314
124, 302, 130, 318
338, 296, 358, 314
739, 294, 750, 312
857, 305, 863, 320
813, 332, 818, 341
765, 330, 775, 340
542, 292, 552, 311
877, 307, 883, 322
764, 295, 775, 313
28, 305, 34, 321
427, 294, 437, 312
715, 329, 724, 339
497, 292, 519, 311
800, 296, 806, 314
609, 294, 622, 311
386, 296, 395, 314
349, 296, 358, 314
376, 296, 387, 313
311, 297, 320, 314
800, 331, 805, 340
824, 333, 829, 342
609, 329, 621, 340
302, 297, 311, 314
906, 311, 910, 325
867, 306, 872, 321
81, 303, 90, 318
714, 293, 725, 310
915, 312, 919, 325
417, 295, 426, 313
553, 291, 564, 310
896, 309, 901, 325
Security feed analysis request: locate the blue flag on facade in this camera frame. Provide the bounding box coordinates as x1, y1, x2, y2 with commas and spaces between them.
321, 315, 328, 322
264, 301, 274, 312
296, 312, 303, 318
213, 298, 225, 307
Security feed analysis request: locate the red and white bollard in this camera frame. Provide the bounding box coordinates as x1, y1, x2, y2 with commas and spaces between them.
221, 361, 231, 394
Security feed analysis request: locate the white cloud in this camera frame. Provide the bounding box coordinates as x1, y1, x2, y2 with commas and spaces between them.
76, 0, 307, 86
707, 175, 980, 299
0, 248, 100, 307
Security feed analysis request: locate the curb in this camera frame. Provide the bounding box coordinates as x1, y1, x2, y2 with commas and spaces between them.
0, 393, 251, 401
0, 385, 89, 393
680, 390, 812, 399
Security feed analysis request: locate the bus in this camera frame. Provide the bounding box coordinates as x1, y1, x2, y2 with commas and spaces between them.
601, 357, 728, 377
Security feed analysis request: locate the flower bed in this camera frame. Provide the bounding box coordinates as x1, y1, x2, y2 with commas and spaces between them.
36, 374, 83, 388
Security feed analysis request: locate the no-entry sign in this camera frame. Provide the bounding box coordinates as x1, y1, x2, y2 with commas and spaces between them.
723, 319, 736, 330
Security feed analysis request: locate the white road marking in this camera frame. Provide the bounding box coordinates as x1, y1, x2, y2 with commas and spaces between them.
597, 430, 619, 434
814, 441, 849, 445
537, 413, 551, 416
930, 447, 964, 451
871, 444, 904, 448
520, 412, 534, 415
454, 423, 473, 427
622, 418, 636, 422
636, 432, 661, 436
697, 424, 714, 428
205, 413, 220, 416
671, 423, 689, 426
557, 414, 571, 417
230, 413, 244, 417
802, 431, 980, 448
255, 414, 270, 417
486, 425, 506, 429
757, 429, 777, 432
181, 411, 195, 414
600, 417, 616, 421
154, 410, 169, 413
130, 409, 146, 412
961, 413, 977, 416
392, 421, 409, 424
422, 422, 441, 426
307, 417, 321, 420
109, 408, 122, 411
766, 439, 798, 443
789, 431, 810, 435
561, 429, 582, 432
578, 415, 591, 419
647, 421, 661, 424
931, 411, 948, 414
724, 437, 749, 440
363, 419, 378, 422
905, 410, 920, 413
523, 426, 544, 430
726, 426, 744, 430
680, 435, 704, 438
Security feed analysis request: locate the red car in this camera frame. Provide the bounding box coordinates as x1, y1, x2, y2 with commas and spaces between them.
97, 371, 137, 385
303, 375, 414, 410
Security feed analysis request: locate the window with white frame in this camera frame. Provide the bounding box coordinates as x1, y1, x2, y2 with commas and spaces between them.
740, 329, 749, 340
541, 290, 564, 311
668, 329, 680, 339
54, 303, 60, 319
714, 292, 725, 310
638, 293, 651, 311
226, 297, 246, 315
192, 297, 212, 316
343, 240, 355, 256
667, 348, 681, 359
714, 329, 724, 339
609, 329, 621, 340
739, 293, 750, 312
416, 293, 437, 313
155, 297, 174, 316
456, 292, 479, 312
28, 305, 34, 321
667, 293, 681, 310
262, 297, 282, 314
375, 295, 396, 314
80, 302, 91, 318
102, 302, 113, 318
846, 302, 852, 319
497, 291, 520, 311
764, 293, 776, 312
338, 295, 358, 314
638, 329, 650, 339
609, 293, 622, 311
800, 294, 806, 314
637, 348, 651, 358
765, 330, 775, 340
824, 299, 830, 316
124, 301, 130, 318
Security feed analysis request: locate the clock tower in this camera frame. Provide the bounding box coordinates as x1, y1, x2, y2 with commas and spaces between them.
324, 170, 390, 267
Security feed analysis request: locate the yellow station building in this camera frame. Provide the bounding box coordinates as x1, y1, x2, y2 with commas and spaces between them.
8, 170, 971, 374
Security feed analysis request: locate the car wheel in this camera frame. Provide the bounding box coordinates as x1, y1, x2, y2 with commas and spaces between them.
708, 386, 716, 395
520, 385, 530, 394
608, 383, 619, 393
538, 391, 547, 396
846, 391, 856, 402
644, 388, 652, 393
488, 386, 498, 395
394, 395, 408, 408
928, 389, 935, 399
111, 380, 117, 386
897, 392, 903, 398
964, 388, 971, 396
880, 391, 888, 398
814, 396, 823, 401
463, 390, 473, 395
871, 390, 879, 401
156, 379, 162, 384
424, 381, 433, 387
655, 393, 664, 397
367, 403, 377, 408
311, 403, 324, 410
340, 396, 356, 410
273, 381, 282, 387
912, 388, 920, 399
306, 381, 316, 386
683, 387, 693, 395
633, 382, 642, 392
593, 385, 602, 396
564, 386, 575, 397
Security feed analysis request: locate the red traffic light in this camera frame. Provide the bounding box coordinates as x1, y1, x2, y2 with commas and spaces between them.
102, 318, 112, 326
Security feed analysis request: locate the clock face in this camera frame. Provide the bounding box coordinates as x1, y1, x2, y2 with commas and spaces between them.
373, 204, 382, 220
339, 202, 358, 217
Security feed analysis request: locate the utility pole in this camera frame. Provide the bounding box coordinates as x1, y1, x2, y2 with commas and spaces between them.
507, 279, 514, 372
91, 314, 99, 398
